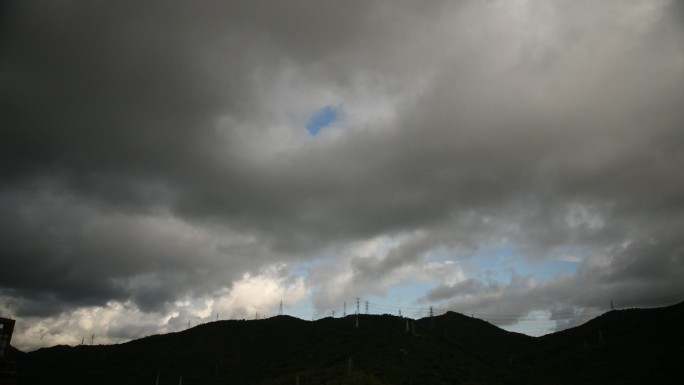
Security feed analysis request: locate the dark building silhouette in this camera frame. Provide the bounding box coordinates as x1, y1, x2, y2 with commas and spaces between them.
0, 317, 17, 385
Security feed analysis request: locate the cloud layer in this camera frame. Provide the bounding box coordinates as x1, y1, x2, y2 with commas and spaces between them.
2, 0, 683, 350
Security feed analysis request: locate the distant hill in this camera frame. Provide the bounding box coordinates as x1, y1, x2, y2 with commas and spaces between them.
10, 302, 684, 385
515, 302, 684, 384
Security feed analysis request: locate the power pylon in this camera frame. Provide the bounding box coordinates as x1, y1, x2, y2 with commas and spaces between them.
429, 306, 435, 329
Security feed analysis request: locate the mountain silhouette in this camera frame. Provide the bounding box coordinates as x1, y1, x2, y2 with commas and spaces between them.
9, 301, 684, 384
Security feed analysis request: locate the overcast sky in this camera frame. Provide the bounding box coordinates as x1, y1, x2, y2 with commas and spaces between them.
2, 0, 684, 351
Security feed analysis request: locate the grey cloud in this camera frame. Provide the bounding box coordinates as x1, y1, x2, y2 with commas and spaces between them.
425, 230, 684, 328
423, 279, 485, 303
1, 293, 82, 318
0, 186, 259, 315
350, 234, 430, 282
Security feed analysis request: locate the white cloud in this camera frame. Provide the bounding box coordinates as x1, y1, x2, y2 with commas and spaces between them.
212, 264, 308, 320
10, 301, 173, 351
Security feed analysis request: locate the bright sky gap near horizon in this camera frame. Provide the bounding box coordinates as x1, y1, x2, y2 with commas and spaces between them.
2, 0, 684, 351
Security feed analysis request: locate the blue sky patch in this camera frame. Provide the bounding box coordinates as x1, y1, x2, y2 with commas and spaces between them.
306, 105, 338, 136
467, 243, 580, 284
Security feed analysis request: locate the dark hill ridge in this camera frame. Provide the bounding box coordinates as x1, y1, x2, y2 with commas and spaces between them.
10, 302, 684, 385
426, 311, 534, 358
516, 302, 684, 384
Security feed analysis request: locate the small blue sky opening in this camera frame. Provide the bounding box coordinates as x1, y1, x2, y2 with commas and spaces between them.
306, 105, 338, 136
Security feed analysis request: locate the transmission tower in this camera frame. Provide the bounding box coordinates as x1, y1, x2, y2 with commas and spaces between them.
365, 300, 369, 314
356, 298, 360, 314
429, 306, 435, 329
344, 301, 346, 317
90, 334, 94, 346
610, 300, 614, 310
279, 300, 283, 316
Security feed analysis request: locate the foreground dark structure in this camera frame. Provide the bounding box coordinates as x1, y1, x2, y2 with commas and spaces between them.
9, 302, 684, 385
0, 317, 17, 385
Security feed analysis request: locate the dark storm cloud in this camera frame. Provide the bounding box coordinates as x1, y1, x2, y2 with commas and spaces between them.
0, 0, 451, 317
0, 186, 246, 314
0, 0, 365, 183
1, 0, 684, 347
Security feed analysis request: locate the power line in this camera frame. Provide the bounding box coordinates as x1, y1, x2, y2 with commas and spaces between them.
206, 292, 684, 332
